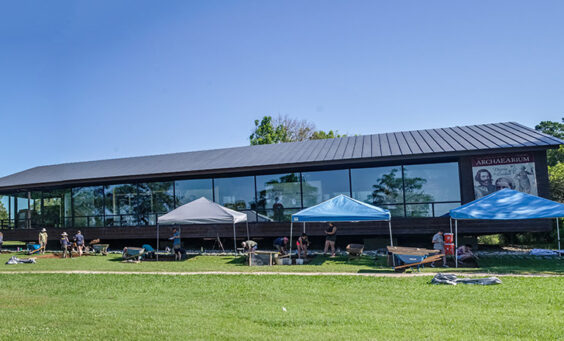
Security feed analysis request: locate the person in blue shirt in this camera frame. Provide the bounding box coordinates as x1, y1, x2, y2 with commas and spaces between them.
60, 232, 71, 258
74, 231, 85, 256
273, 237, 288, 255
169, 228, 181, 261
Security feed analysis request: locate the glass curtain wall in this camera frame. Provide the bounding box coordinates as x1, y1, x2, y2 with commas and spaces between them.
104, 184, 138, 226
302, 169, 350, 207
72, 186, 104, 227
214, 176, 255, 211
0, 195, 12, 228
41, 189, 72, 227
175, 179, 213, 206
256, 173, 301, 222
351, 166, 405, 217
138, 182, 174, 225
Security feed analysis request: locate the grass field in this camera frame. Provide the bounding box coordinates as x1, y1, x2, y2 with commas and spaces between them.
0, 273, 561, 340
0, 252, 562, 274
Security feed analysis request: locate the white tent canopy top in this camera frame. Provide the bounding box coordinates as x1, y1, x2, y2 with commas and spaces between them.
158, 197, 247, 225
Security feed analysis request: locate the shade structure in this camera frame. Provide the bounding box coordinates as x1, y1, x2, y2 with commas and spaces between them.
291, 194, 391, 222
157, 197, 248, 255
449, 189, 563, 267
289, 195, 392, 259
450, 189, 564, 220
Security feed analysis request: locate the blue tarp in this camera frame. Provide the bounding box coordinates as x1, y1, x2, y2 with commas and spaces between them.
449, 188, 564, 220
291, 194, 390, 222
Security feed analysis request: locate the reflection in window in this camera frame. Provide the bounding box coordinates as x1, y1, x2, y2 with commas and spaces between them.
41, 189, 72, 227
351, 166, 404, 205
138, 182, 174, 225
403, 163, 460, 203
256, 173, 301, 222
434, 202, 461, 217
0, 195, 11, 228
302, 170, 350, 207
214, 176, 254, 210
73, 186, 104, 227
104, 184, 137, 226
175, 179, 213, 206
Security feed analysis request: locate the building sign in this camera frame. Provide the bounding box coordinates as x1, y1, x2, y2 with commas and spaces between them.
472, 153, 537, 199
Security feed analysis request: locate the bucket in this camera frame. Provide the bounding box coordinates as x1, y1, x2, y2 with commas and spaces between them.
295, 259, 304, 265
444, 243, 455, 255
275, 258, 283, 265
444, 233, 454, 243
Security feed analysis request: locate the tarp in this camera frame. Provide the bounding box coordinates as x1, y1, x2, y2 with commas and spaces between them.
449, 189, 564, 220
158, 197, 247, 225
291, 194, 391, 222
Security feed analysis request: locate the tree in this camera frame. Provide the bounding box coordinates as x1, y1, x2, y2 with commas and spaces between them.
535, 119, 564, 166
249, 116, 288, 145
548, 163, 564, 202
250, 115, 345, 145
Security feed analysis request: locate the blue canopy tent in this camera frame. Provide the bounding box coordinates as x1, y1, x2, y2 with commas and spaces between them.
290, 195, 392, 259
450, 188, 563, 267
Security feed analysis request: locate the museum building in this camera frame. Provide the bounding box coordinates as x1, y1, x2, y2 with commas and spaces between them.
0, 121, 561, 245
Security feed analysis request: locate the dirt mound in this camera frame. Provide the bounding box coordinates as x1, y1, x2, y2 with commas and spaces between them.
34, 253, 62, 259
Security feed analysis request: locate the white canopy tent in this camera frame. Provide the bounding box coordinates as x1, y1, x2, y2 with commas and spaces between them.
157, 197, 248, 258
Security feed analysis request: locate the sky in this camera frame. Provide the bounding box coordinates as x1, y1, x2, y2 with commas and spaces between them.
0, 1, 563, 177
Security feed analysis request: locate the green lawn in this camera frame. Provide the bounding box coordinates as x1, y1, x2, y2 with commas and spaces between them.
0, 274, 561, 340
0, 253, 562, 274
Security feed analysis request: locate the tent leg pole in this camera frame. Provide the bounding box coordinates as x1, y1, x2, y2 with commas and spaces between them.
557, 218, 561, 257
455, 219, 458, 269
289, 222, 293, 262
156, 222, 159, 262
246, 221, 250, 240
449, 218, 452, 234
233, 222, 237, 253
303, 222, 305, 233
388, 220, 393, 247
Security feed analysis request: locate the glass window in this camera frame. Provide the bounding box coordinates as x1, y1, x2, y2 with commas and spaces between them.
402, 163, 460, 203
104, 184, 138, 226
73, 186, 104, 227
302, 170, 350, 207
434, 202, 461, 217
0, 195, 10, 228
351, 166, 403, 205
15, 193, 29, 228
175, 179, 213, 206
256, 173, 301, 222
214, 176, 255, 210
138, 182, 174, 225
41, 189, 71, 228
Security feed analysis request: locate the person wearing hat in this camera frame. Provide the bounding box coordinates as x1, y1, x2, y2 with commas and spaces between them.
60, 232, 71, 258
241, 240, 258, 253
38, 228, 48, 254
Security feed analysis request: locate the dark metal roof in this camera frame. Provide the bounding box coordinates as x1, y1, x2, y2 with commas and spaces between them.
0, 122, 561, 190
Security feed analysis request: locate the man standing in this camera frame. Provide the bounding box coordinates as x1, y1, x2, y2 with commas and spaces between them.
74, 231, 85, 256
474, 169, 496, 198
38, 228, 48, 254
169, 228, 181, 261
431, 230, 448, 267
60, 232, 71, 258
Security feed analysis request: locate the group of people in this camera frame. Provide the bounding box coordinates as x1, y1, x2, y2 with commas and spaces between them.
58, 230, 85, 258
431, 230, 477, 267
241, 222, 339, 258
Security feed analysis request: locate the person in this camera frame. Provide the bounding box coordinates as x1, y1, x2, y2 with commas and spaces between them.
515, 166, 533, 193
60, 232, 71, 258
495, 177, 515, 190
74, 230, 85, 256
457, 244, 477, 263
431, 230, 448, 267
474, 169, 496, 198
296, 233, 310, 259
272, 197, 285, 222
273, 236, 288, 255
38, 228, 48, 254
324, 223, 337, 257
169, 228, 181, 261
241, 240, 258, 253
0, 231, 3, 253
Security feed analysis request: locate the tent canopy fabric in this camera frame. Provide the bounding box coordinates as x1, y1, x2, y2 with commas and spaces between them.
291, 194, 391, 222
449, 189, 564, 220
158, 197, 247, 225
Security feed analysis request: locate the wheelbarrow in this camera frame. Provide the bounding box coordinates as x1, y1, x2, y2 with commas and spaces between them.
92, 244, 109, 255
26, 243, 43, 255
122, 247, 145, 261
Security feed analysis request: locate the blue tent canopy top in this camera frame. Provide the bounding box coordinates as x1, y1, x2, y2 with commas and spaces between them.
449, 188, 564, 220
291, 194, 391, 222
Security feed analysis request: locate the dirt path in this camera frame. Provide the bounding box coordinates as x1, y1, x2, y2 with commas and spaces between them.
0, 270, 560, 277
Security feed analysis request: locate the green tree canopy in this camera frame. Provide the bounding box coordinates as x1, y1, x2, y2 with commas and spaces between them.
535, 119, 564, 166
250, 115, 345, 145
